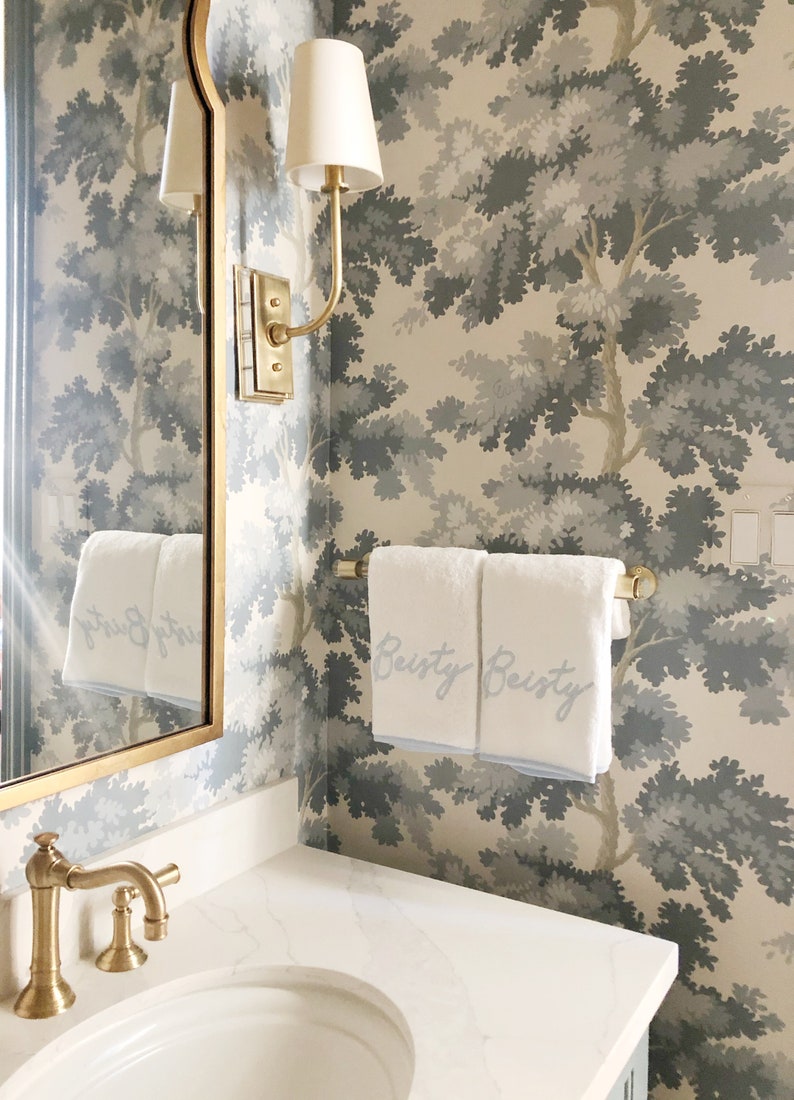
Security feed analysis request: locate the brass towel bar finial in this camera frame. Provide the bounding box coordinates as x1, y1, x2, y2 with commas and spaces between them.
332, 555, 658, 601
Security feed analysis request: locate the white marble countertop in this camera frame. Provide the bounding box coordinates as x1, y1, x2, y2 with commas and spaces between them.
0, 844, 677, 1099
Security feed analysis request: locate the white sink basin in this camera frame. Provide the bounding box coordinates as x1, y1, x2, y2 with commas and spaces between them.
1, 966, 415, 1100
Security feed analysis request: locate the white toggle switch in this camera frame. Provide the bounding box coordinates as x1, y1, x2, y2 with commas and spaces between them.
772, 513, 794, 567
730, 511, 760, 564
63, 494, 78, 528
46, 494, 60, 529
711, 486, 794, 574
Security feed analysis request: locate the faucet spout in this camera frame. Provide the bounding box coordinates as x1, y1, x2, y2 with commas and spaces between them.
67, 862, 169, 941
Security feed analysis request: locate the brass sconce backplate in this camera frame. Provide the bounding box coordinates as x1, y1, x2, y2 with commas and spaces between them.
234, 265, 294, 404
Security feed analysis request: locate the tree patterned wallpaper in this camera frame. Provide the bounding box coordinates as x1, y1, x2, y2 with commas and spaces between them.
323, 2, 794, 1096
1, 1, 790, 1096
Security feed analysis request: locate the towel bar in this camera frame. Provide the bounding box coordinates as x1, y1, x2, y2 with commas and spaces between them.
332, 555, 658, 600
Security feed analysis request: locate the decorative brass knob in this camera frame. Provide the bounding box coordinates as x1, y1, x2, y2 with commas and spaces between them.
33, 832, 59, 848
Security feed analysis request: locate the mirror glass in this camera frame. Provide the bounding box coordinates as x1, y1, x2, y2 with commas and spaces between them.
1, 0, 225, 806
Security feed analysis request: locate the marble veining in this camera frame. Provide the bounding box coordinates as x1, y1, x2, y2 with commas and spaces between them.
0, 843, 676, 1099
347, 861, 499, 1096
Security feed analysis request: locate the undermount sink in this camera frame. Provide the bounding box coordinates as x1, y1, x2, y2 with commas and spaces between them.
0, 966, 415, 1100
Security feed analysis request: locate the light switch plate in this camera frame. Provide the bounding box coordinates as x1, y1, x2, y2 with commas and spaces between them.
729, 510, 760, 564
772, 512, 794, 567
35, 475, 81, 546
711, 486, 794, 574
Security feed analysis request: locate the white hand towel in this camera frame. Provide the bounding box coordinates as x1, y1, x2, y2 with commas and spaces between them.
144, 533, 203, 711
368, 545, 486, 753
479, 554, 624, 783
63, 531, 166, 697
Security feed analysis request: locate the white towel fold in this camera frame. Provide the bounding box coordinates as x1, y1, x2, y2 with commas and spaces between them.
612, 599, 631, 640
368, 545, 486, 753
478, 554, 624, 783
144, 533, 203, 711
63, 531, 166, 697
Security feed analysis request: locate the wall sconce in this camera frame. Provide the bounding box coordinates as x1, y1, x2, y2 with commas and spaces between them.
235, 38, 383, 405
160, 79, 204, 311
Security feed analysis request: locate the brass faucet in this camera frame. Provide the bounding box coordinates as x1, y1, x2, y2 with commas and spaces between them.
96, 862, 180, 973
14, 832, 177, 1020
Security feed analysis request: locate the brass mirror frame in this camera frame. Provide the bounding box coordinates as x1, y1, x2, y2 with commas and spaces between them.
0, 0, 226, 811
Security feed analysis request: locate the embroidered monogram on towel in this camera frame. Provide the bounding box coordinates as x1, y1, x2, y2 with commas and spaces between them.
64, 530, 203, 709
74, 603, 151, 652
74, 604, 201, 657
371, 632, 474, 701
149, 612, 202, 659
482, 646, 593, 722
370, 630, 593, 722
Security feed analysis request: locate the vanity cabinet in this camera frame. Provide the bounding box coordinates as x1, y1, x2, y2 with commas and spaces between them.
606, 1032, 649, 1100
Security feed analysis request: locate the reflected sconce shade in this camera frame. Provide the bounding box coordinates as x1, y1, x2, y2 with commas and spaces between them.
160, 79, 203, 214
160, 79, 204, 313
235, 38, 383, 405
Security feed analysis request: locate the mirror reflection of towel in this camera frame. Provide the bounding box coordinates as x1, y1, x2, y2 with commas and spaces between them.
144, 534, 203, 711
62, 531, 166, 697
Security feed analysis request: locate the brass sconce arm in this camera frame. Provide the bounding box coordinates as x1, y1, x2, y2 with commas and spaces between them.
268, 165, 346, 347
233, 167, 346, 406
234, 38, 381, 406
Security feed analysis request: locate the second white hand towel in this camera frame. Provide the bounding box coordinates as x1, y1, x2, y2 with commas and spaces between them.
368, 545, 486, 753
479, 553, 624, 783
145, 533, 203, 711
63, 530, 166, 697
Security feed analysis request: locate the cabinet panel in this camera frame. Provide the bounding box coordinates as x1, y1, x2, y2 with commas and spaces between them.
605, 1031, 649, 1100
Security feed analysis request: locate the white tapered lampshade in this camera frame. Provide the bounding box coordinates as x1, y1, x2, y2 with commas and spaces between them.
160, 79, 203, 212
285, 38, 383, 193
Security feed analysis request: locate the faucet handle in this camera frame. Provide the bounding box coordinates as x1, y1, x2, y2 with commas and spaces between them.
95, 863, 180, 973
151, 863, 180, 892
24, 832, 73, 889
33, 831, 59, 848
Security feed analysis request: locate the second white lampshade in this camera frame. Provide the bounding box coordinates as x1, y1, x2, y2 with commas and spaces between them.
285, 38, 383, 193
160, 79, 203, 213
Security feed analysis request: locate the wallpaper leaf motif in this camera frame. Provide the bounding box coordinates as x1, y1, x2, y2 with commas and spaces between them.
415, 54, 791, 472
330, 2, 794, 1095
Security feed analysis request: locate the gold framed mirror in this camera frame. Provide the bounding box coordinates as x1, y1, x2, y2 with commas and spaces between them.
0, 0, 225, 810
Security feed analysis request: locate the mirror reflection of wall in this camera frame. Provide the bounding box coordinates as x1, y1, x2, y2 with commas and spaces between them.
2, 0, 208, 783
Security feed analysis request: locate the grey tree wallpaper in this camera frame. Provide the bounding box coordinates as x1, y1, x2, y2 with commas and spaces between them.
1, 1, 791, 1097
323, 1, 794, 1097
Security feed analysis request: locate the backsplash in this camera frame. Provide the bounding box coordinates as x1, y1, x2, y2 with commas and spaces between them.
325, 2, 793, 1097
